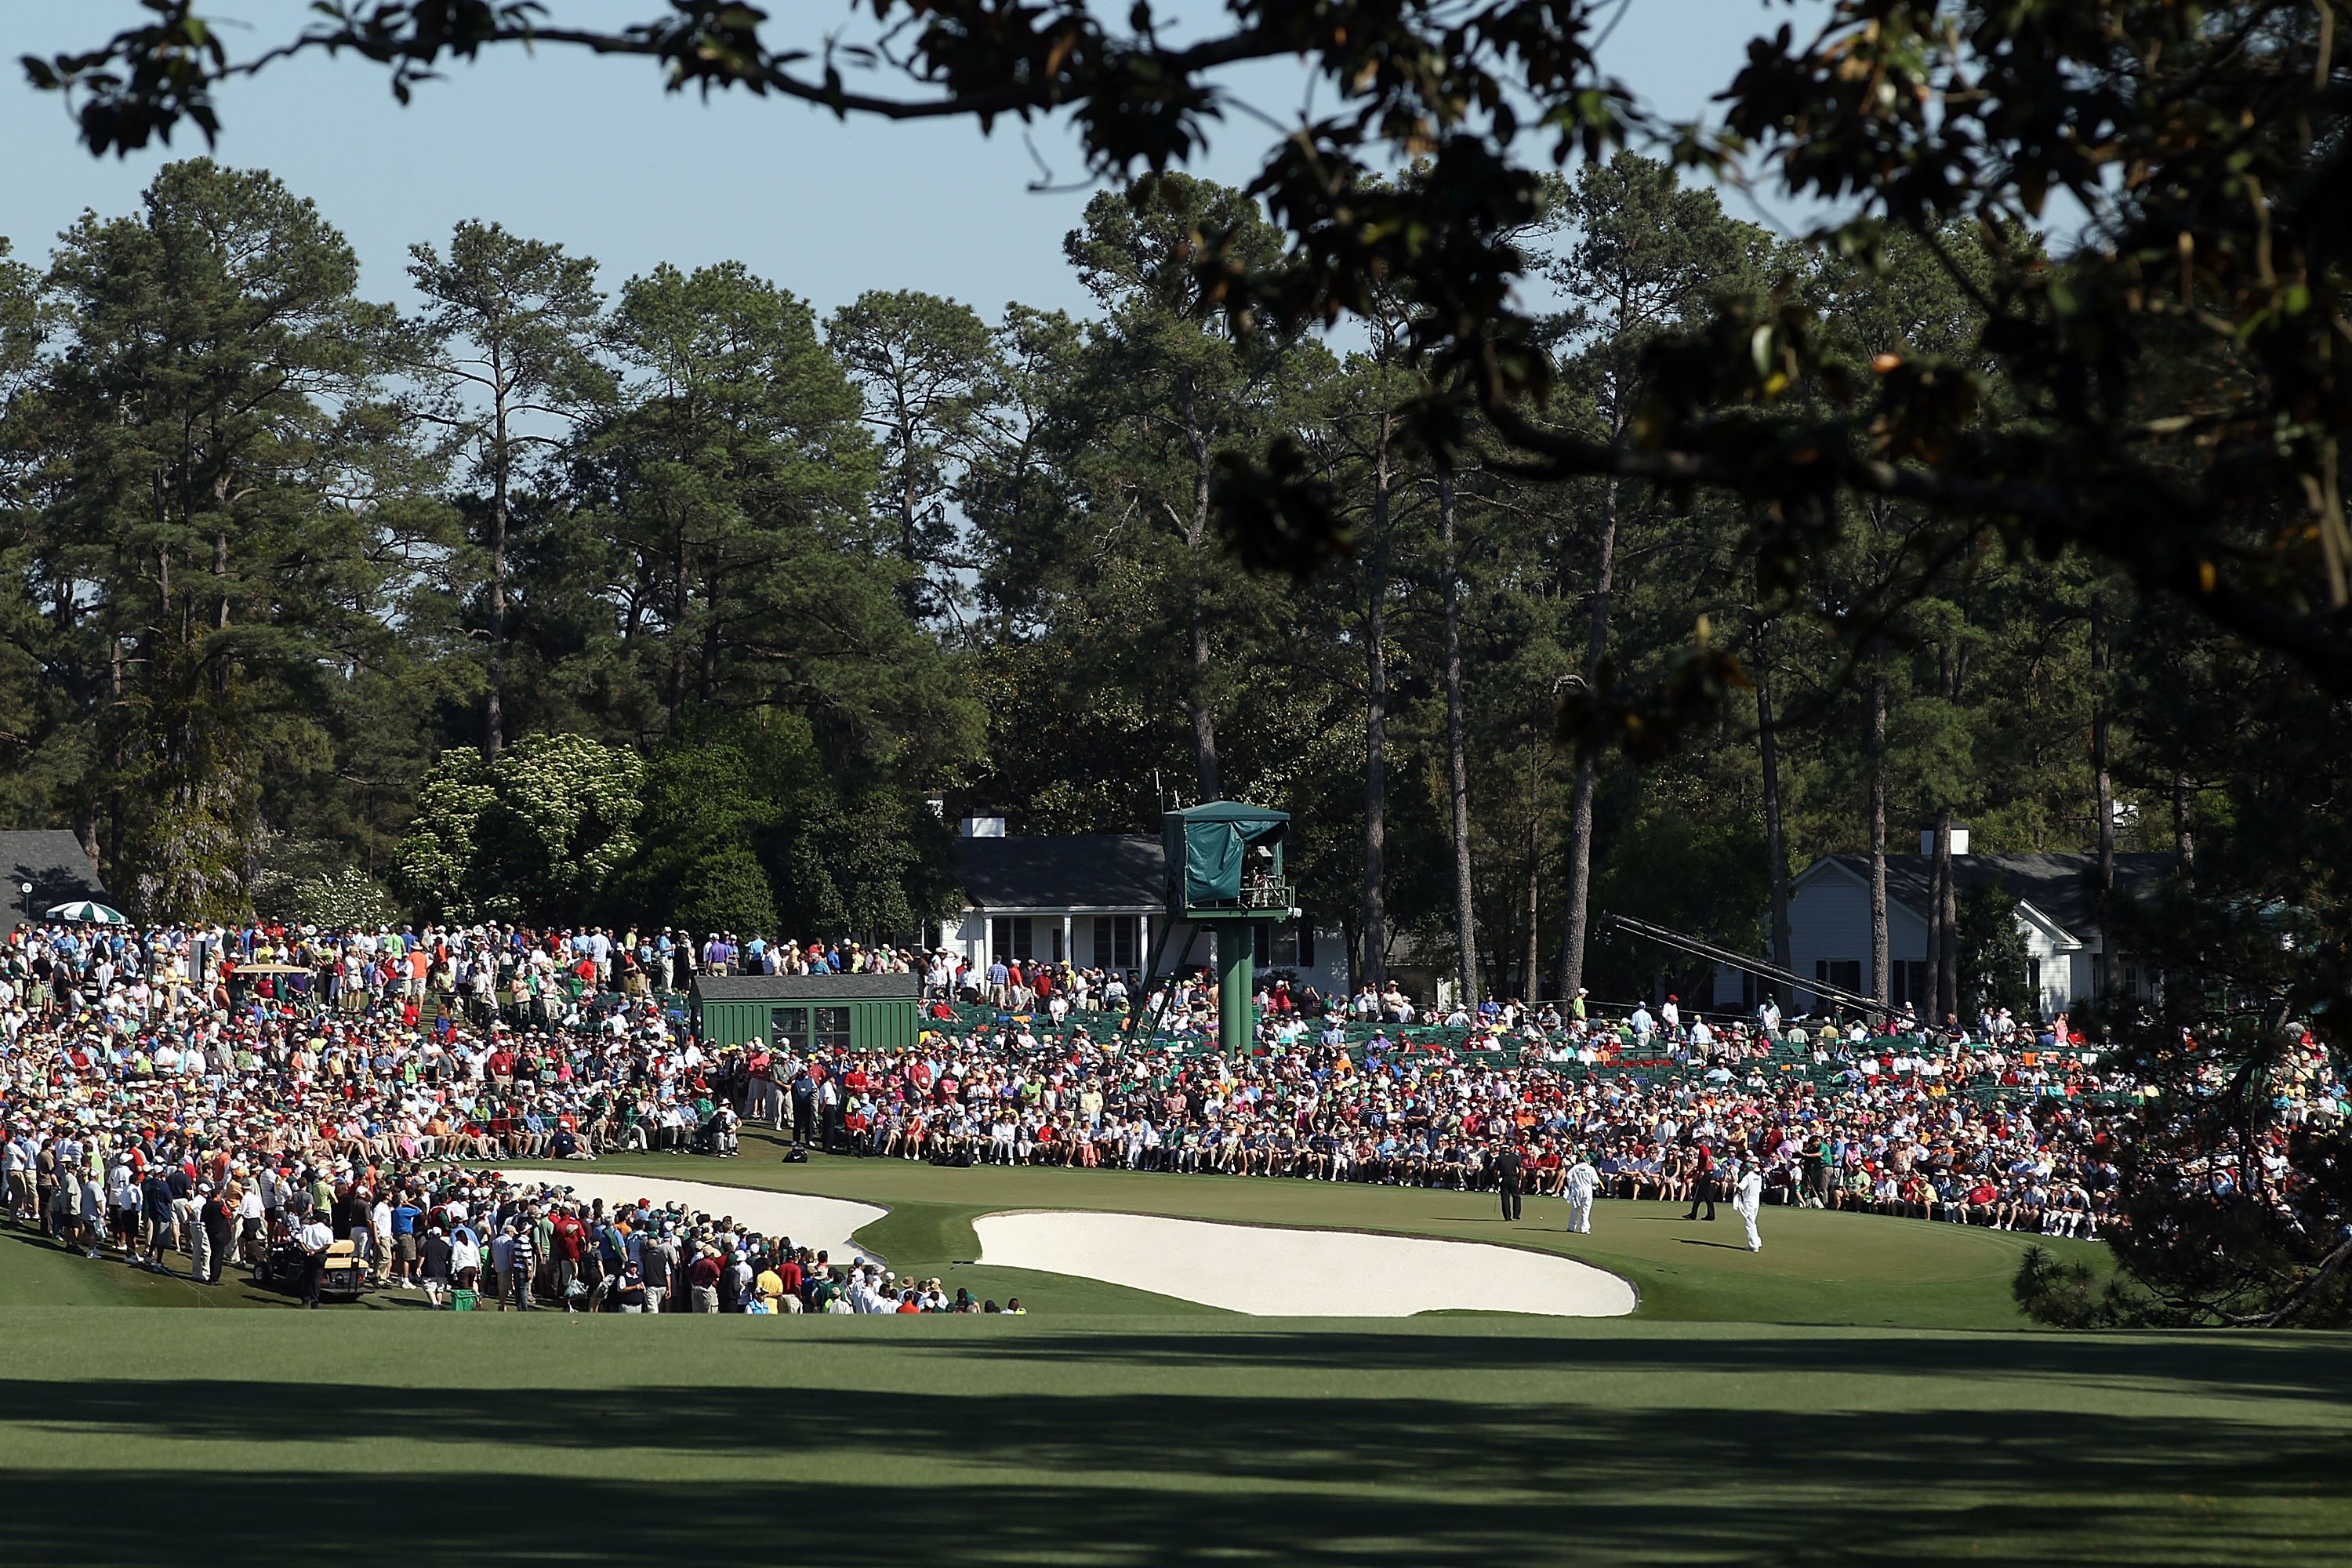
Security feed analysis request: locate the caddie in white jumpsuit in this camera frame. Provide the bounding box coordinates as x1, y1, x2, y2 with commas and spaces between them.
1564, 1154, 1599, 1235
1733, 1161, 1765, 1252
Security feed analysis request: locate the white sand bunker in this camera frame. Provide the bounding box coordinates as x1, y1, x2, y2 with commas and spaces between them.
973, 1210, 1636, 1317
495, 1169, 886, 1261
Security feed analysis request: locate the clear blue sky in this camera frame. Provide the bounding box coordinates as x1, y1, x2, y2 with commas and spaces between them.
4, 2, 1812, 319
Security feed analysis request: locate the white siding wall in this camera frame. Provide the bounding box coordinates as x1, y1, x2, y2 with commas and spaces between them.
1788, 869, 1871, 1009
1766, 862, 2108, 1022
1712, 888, 1931, 1009
2005, 913, 2069, 1021
1886, 901, 1929, 965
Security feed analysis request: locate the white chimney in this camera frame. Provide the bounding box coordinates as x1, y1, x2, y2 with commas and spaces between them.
961, 814, 1007, 839
1919, 826, 1971, 855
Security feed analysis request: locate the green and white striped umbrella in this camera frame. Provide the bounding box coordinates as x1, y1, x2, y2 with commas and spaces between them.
45, 900, 129, 924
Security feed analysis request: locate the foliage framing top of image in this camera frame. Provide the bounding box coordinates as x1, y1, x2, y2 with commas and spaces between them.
24, 2, 2352, 760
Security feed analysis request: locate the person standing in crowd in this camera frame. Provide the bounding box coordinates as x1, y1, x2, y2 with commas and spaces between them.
550, 1203, 587, 1309
296, 1208, 335, 1308
419, 1224, 454, 1308
638, 1225, 676, 1313
503, 1219, 539, 1311
687, 1243, 722, 1312
202, 1185, 234, 1283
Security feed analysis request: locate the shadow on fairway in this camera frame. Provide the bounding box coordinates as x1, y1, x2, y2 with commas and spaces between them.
1674, 1238, 1752, 1251
0, 1336, 2346, 1566
879, 1326, 2352, 1406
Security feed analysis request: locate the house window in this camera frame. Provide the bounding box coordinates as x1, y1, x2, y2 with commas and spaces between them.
1092, 916, 1138, 971
2028, 958, 2042, 1000
2122, 961, 2140, 998
768, 1006, 808, 1046
991, 916, 1033, 963
1815, 960, 1862, 995
1892, 960, 1929, 1007
812, 1006, 852, 1052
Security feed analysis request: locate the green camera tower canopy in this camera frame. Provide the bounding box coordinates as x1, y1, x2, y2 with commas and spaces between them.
1162, 801, 1290, 919
1158, 802, 1292, 1057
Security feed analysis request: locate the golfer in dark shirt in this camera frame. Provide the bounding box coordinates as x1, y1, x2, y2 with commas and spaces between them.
1495, 1145, 1526, 1221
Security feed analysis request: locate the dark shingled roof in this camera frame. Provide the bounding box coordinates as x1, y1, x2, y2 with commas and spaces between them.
0, 830, 107, 936
1820, 851, 2176, 937
691, 973, 919, 1002
954, 834, 1164, 910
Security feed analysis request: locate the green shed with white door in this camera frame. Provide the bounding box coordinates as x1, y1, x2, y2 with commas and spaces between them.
689, 971, 920, 1054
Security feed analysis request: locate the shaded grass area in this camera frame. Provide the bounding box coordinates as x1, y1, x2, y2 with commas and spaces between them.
0, 1222, 292, 1310
0, 1312, 2344, 1566
588, 1132, 2104, 1330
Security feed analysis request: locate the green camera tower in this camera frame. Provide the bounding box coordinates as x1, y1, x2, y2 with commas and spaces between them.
1159, 802, 1294, 1055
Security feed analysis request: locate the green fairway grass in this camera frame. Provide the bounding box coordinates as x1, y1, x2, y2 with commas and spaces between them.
2, 1149, 2345, 1565
0, 1309, 2344, 1566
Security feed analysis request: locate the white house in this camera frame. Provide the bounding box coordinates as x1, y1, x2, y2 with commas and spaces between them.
1711, 829, 2176, 1018
938, 816, 1350, 994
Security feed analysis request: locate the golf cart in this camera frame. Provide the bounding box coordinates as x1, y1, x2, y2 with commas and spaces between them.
252, 1229, 370, 1302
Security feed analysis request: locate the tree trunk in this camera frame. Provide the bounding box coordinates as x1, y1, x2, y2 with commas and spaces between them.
2092, 615, 2114, 889
212, 526, 231, 696
897, 389, 927, 619
1188, 608, 1221, 800
1359, 418, 1392, 992
1869, 666, 1890, 1004
485, 374, 510, 761
2172, 770, 2196, 878
1931, 808, 1958, 1026
668, 527, 691, 720
1524, 806, 1542, 1003
1924, 815, 1944, 1020
1557, 475, 1620, 997
1185, 401, 1221, 800
1439, 472, 1478, 1006
485, 528, 508, 757
1756, 622, 1793, 996
700, 568, 722, 703
2091, 602, 2114, 995
106, 634, 125, 883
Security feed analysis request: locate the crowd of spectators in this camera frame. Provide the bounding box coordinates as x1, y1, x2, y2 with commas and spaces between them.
2, 916, 2342, 1302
